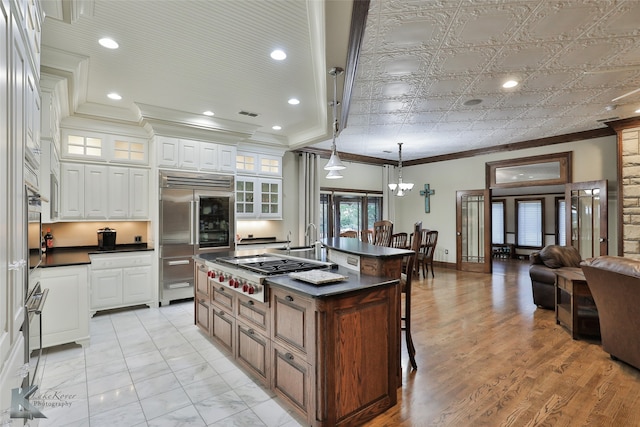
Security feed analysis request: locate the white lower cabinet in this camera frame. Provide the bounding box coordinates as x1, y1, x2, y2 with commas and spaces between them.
90, 252, 154, 315
39, 265, 90, 348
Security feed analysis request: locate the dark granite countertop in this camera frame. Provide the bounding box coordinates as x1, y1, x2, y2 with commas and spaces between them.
322, 237, 413, 258
265, 266, 399, 298
33, 244, 153, 268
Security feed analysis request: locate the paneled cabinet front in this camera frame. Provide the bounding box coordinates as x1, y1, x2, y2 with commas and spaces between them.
89, 252, 154, 315
61, 162, 149, 220
156, 136, 236, 173
39, 265, 90, 349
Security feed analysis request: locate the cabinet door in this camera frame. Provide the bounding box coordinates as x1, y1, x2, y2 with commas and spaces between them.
129, 168, 149, 219
40, 266, 90, 348
108, 166, 129, 219
199, 142, 218, 171
195, 262, 209, 298
236, 177, 257, 218
61, 162, 84, 219
259, 178, 282, 219
84, 164, 108, 219
211, 305, 234, 352
272, 342, 311, 418
122, 265, 152, 304
91, 268, 123, 310
271, 288, 315, 360
236, 321, 269, 385
218, 144, 236, 173
178, 139, 199, 170
157, 136, 178, 167
195, 298, 210, 334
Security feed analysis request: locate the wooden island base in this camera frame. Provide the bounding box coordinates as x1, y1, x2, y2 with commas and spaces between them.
195, 238, 411, 426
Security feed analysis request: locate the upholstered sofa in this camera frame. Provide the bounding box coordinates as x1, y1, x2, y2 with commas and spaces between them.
529, 245, 582, 309
581, 256, 640, 370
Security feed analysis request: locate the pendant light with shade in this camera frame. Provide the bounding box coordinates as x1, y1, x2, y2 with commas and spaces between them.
388, 142, 414, 196
324, 67, 345, 178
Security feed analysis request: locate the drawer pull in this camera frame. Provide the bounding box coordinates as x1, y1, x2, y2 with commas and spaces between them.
285, 295, 294, 302
285, 352, 294, 360
218, 310, 225, 316
248, 300, 254, 306
219, 286, 225, 292
248, 328, 254, 335
168, 260, 190, 266
199, 299, 205, 304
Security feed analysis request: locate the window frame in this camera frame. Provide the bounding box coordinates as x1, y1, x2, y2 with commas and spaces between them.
491, 199, 506, 245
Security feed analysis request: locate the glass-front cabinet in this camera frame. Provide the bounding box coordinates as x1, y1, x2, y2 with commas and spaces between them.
236, 177, 281, 219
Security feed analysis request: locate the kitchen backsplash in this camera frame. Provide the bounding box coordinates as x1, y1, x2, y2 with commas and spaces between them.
42, 221, 150, 248
236, 220, 285, 241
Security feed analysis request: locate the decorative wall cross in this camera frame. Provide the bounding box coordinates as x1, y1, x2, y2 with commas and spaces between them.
420, 184, 435, 213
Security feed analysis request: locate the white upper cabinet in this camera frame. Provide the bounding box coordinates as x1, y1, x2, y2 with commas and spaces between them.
156, 136, 236, 173
236, 151, 282, 177
61, 163, 149, 220
61, 129, 149, 166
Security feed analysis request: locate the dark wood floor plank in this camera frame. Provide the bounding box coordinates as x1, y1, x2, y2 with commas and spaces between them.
365, 259, 640, 426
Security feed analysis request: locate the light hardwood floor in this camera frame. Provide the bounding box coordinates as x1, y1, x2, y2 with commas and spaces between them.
367, 259, 640, 427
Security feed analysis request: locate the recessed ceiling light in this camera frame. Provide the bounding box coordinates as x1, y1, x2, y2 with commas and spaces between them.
270, 49, 286, 60
203, 111, 214, 116
99, 38, 119, 49
107, 93, 122, 100
502, 80, 518, 89
272, 125, 282, 130
635, 108, 640, 113
288, 98, 300, 105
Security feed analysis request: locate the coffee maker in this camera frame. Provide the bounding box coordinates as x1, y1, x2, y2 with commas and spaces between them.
97, 227, 117, 250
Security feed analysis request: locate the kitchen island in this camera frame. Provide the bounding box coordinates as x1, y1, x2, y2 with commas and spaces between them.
194, 239, 412, 426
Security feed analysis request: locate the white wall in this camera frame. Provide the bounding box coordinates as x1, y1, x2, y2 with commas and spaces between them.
391, 135, 618, 263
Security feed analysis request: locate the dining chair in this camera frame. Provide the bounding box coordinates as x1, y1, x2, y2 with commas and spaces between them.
372, 220, 393, 247
418, 230, 438, 278
407, 222, 422, 278
390, 232, 409, 249
361, 229, 373, 244
339, 230, 358, 238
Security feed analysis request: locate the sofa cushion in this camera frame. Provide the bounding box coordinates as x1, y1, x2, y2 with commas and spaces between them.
582, 255, 640, 278
538, 245, 581, 269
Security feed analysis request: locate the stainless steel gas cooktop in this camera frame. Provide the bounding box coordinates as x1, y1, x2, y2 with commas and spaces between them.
213, 254, 333, 275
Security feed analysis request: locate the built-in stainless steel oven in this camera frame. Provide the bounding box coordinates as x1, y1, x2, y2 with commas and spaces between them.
24, 185, 48, 387
27, 186, 42, 271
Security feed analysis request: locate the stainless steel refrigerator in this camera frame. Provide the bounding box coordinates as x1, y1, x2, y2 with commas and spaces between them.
159, 171, 235, 305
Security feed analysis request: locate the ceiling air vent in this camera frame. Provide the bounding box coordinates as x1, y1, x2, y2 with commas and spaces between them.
239, 110, 259, 117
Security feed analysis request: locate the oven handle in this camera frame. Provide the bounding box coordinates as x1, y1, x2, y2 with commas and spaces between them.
29, 288, 49, 315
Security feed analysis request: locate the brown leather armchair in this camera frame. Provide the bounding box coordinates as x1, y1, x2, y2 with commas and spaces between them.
529, 245, 582, 309
581, 256, 640, 370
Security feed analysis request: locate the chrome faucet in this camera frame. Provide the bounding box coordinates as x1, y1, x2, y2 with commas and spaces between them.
286, 230, 292, 250
305, 223, 317, 246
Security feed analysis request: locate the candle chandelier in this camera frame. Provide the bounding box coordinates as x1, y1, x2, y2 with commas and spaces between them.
324, 66, 345, 179
388, 142, 414, 196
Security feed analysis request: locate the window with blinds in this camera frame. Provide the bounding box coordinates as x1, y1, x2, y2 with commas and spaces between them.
492, 200, 505, 244
516, 199, 544, 247
557, 198, 566, 246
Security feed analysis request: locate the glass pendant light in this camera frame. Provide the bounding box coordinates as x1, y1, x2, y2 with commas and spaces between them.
324, 67, 345, 176
388, 142, 414, 196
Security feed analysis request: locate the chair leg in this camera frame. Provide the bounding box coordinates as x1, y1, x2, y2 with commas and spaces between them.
405, 327, 417, 370
430, 260, 434, 278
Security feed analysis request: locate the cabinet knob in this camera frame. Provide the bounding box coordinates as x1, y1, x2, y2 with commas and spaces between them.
248, 328, 254, 335
219, 310, 225, 316
219, 286, 225, 292
285, 352, 294, 360
285, 295, 293, 302
248, 300, 254, 306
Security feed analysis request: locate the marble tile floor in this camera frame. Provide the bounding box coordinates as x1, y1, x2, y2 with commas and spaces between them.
33, 301, 303, 427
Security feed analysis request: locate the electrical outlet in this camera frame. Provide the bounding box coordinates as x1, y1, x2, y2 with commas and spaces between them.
445, 249, 449, 254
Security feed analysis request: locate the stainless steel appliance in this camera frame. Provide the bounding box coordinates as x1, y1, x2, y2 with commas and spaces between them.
206, 254, 336, 302
159, 171, 235, 305
24, 185, 48, 388
97, 227, 117, 250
